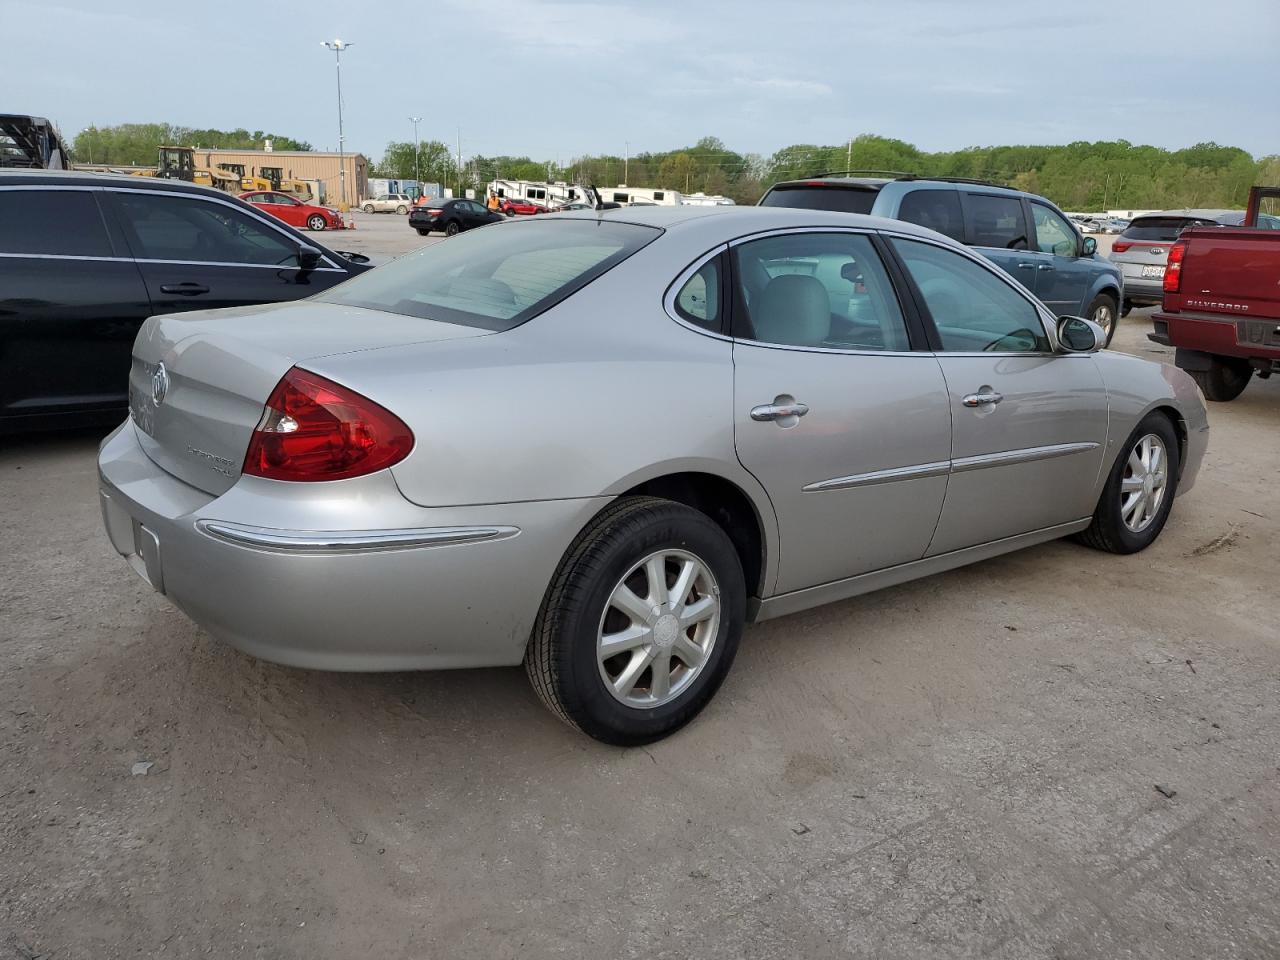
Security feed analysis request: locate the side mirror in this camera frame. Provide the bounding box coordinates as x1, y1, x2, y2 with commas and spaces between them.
297, 244, 323, 270
1082, 236, 1097, 256
1057, 315, 1104, 353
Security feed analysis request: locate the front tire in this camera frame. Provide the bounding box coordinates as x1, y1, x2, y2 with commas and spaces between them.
1088, 292, 1119, 347
525, 496, 745, 745
1189, 357, 1252, 402
444, 220, 461, 237
415, 228, 429, 236
1076, 413, 1180, 554
306, 215, 327, 231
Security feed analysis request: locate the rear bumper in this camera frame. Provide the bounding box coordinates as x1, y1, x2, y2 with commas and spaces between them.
1154, 311, 1280, 364
97, 421, 606, 671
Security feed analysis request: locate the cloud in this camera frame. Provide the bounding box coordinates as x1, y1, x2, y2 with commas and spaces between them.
734, 77, 833, 98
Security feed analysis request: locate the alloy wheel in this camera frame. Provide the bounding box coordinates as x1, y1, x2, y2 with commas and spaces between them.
1120, 433, 1168, 533
1093, 302, 1115, 340
596, 549, 720, 709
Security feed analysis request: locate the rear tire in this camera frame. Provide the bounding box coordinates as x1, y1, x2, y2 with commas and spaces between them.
445, 220, 461, 237
525, 496, 745, 745
1076, 413, 1180, 555
362, 204, 374, 214
396, 205, 408, 215
306, 215, 326, 231
1189, 358, 1252, 402
1088, 292, 1119, 347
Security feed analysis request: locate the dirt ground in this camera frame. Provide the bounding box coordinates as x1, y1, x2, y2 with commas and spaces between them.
2, 215, 1278, 959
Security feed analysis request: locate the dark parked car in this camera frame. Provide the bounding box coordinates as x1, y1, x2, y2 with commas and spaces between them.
0, 170, 372, 433
409, 198, 504, 236
760, 174, 1125, 345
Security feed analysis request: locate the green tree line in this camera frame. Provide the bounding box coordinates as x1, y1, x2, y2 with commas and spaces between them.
377, 133, 1279, 210
71, 123, 312, 166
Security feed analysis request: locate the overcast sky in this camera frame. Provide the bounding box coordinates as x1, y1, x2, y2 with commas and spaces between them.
6, 0, 1277, 163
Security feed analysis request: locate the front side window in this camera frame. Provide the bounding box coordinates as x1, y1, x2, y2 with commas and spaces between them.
962, 193, 1029, 249
0, 190, 111, 257
320, 218, 659, 331
1031, 203, 1079, 256
115, 192, 301, 266
673, 257, 721, 332
732, 232, 910, 351
892, 238, 1048, 353
897, 189, 964, 242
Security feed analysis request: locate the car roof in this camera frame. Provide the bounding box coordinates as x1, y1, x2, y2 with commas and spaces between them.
0, 167, 232, 196
1134, 208, 1241, 221
539, 203, 952, 240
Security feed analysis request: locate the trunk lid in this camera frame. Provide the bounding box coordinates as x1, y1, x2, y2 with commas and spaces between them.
1170, 227, 1280, 319
128, 301, 492, 495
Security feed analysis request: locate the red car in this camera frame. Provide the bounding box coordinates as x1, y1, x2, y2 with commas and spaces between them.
239, 191, 344, 231
498, 197, 546, 216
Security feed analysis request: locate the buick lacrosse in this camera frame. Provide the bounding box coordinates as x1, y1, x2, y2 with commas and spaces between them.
99, 206, 1208, 744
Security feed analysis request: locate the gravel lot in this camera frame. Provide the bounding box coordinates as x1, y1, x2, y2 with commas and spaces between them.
2, 213, 1277, 959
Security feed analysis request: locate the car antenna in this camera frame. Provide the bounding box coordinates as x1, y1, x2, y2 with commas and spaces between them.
586, 183, 621, 214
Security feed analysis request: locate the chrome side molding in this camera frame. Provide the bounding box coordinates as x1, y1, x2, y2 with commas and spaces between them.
196, 520, 520, 553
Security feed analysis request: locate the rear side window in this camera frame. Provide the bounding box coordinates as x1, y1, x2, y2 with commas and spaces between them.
0, 190, 111, 257
760, 184, 878, 215
673, 257, 721, 332
1120, 217, 1210, 241
961, 193, 1029, 249
320, 219, 660, 331
896, 190, 964, 242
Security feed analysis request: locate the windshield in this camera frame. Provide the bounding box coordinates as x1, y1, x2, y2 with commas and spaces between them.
760, 183, 879, 214
318, 218, 660, 331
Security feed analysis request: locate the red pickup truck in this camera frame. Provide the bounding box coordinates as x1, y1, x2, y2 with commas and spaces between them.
1150, 186, 1280, 400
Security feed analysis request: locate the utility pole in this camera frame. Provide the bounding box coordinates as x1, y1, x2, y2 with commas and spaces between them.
847, 137, 852, 171
624, 140, 629, 184
322, 39, 353, 209
409, 116, 422, 186
457, 127, 463, 197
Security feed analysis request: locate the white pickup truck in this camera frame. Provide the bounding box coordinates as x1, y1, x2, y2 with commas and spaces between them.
361, 193, 412, 214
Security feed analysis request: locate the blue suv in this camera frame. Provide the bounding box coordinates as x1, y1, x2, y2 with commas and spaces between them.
760, 174, 1124, 345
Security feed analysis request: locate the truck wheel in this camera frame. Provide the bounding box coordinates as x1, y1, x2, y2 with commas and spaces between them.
1087, 292, 1119, 347
525, 496, 745, 745
1189, 358, 1252, 402
1076, 413, 1180, 555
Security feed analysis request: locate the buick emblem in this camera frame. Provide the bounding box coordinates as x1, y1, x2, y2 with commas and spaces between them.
151, 363, 170, 406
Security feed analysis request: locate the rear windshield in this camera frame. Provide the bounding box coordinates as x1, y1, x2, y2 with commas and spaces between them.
1121, 216, 1222, 241
760, 183, 879, 215
319, 219, 659, 331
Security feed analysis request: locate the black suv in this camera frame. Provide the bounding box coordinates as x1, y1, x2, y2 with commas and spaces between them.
760, 173, 1125, 344
0, 170, 372, 433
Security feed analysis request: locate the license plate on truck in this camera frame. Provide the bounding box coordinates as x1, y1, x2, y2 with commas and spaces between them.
1141, 265, 1166, 279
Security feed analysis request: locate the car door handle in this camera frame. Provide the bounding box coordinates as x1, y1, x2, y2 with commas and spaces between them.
750, 400, 810, 421
1016, 262, 1036, 269
962, 390, 1004, 407
159, 283, 210, 296
1036, 264, 1054, 271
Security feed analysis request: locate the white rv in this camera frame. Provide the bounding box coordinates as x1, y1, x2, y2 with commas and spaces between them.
681, 192, 736, 207
489, 180, 588, 206
593, 184, 682, 206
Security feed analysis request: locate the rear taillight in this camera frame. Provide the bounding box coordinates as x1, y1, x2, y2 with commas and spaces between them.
243, 367, 413, 482
1163, 240, 1187, 293
1111, 241, 1133, 253
426, 208, 443, 216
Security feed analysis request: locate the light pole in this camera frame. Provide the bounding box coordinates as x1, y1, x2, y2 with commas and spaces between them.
321, 39, 353, 208
409, 116, 422, 187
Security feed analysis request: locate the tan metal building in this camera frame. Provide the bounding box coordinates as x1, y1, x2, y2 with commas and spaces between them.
191, 148, 370, 207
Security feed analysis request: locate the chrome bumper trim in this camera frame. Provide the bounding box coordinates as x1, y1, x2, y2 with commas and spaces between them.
195, 520, 520, 553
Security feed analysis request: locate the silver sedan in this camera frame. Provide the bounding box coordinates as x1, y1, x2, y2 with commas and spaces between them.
98, 206, 1209, 744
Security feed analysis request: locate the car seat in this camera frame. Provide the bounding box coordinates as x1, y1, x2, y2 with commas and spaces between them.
753, 275, 830, 347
